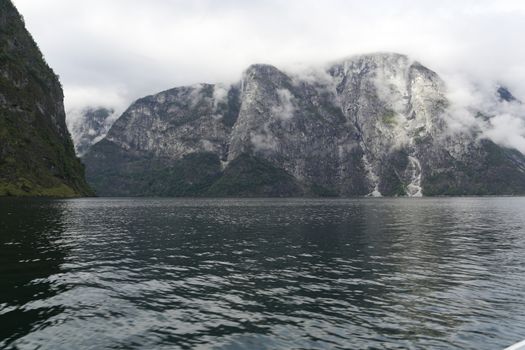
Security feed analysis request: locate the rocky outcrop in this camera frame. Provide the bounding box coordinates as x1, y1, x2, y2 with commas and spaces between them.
83, 53, 525, 197
0, 0, 92, 196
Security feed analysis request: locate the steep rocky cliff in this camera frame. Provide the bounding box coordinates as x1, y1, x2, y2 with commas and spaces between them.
0, 0, 92, 196
83, 53, 525, 197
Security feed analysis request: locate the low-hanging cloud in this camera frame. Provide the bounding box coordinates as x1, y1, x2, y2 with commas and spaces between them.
444, 75, 525, 153
250, 125, 279, 153
11, 0, 525, 152
272, 89, 295, 121
485, 114, 525, 153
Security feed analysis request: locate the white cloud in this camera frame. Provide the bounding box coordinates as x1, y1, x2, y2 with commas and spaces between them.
444, 74, 525, 153
65, 85, 129, 114
251, 129, 278, 152
212, 84, 229, 109
10, 0, 525, 153
485, 114, 525, 153
272, 89, 295, 121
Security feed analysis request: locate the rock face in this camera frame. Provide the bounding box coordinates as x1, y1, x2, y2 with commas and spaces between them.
0, 0, 92, 197
67, 107, 117, 156
83, 53, 525, 197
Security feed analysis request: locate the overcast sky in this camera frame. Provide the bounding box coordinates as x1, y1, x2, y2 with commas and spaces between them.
11, 0, 525, 116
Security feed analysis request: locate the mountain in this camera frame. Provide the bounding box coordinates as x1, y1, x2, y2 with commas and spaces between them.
83, 53, 525, 197
67, 107, 117, 156
0, 0, 92, 197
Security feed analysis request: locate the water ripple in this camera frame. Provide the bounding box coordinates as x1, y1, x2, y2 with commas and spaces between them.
1, 197, 525, 349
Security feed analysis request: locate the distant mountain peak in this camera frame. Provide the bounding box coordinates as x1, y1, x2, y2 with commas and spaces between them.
497, 86, 519, 103
67, 107, 117, 156
82, 54, 525, 197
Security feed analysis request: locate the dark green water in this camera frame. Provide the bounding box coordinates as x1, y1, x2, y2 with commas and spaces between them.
1, 198, 525, 349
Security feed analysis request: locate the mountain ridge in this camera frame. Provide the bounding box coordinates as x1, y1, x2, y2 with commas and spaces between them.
83, 52, 525, 197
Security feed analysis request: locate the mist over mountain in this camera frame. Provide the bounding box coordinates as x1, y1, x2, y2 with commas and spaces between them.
67, 107, 118, 156
11, 0, 525, 125
82, 53, 525, 197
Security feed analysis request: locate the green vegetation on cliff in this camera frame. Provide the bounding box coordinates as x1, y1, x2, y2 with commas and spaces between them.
422, 140, 525, 196
207, 154, 303, 197
84, 141, 222, 196
83, 139, 305, 197
0, 0, 92, 197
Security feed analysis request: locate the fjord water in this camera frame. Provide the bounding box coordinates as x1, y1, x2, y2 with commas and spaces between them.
1, 198, 525, 349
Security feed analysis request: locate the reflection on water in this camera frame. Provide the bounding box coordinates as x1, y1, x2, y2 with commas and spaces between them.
0, 199, 69, 346
1, 198, 525, 349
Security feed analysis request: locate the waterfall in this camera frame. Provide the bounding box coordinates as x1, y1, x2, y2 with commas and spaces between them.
406, 156, 423, 197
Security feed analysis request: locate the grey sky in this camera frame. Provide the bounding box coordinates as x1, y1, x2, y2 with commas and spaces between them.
11, 0, 525, 116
